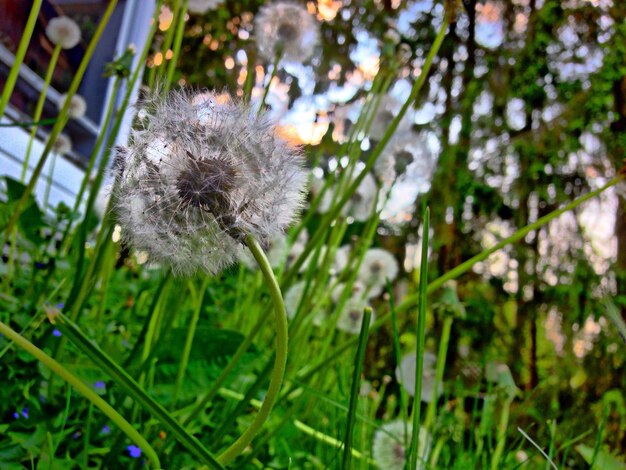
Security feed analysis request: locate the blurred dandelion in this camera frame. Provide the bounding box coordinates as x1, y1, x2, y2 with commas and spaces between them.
46, 17, 81, 49
336, 299, 374, 334
395, 351, 440, 403
114, 90, 307, 275
372, 420, 431, 470
331, 280, 382, 303
358, 248, 399, 288
52, 134, 72, 155
59, 93, 87, 119
369, 95, 412, 141
255, 2, 320, 63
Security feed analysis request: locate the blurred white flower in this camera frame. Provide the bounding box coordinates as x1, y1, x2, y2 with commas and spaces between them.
52, 133, 72, 155
46, 17, 81, 49
114, 89, 307, 276
255, 2, 320, 63
284, 281, 307, 319
369, 95, 413, 141
345, 173, 378, 221
372, 420, 432, 470
332, 280, 383, 303
336, 299, 374, 334
395, 351, 440, 403
375, 132, 426, 188
358, 248, 399, 287
188, 0, 224, 14
94, 183, 112, 219
59, 93, 87, 119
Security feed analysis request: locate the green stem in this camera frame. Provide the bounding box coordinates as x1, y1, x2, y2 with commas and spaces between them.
0, 321, 161, 469
409, 206, 430, 470
217, 235, 289, 465
1, 0, 119, 242
0, 0, 43, 117
257, 48, 282, 115
173, 278, 209, 405
42, 151, 57, 209
341, 307, 371, 470
424, 315, 453, 429
0, 118, 57, 128
21, 44, 62, 181
164, 0, 188, 91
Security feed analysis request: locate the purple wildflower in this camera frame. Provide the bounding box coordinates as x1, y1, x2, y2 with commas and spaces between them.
127, 445, 142, 458
52, 329, 62, 337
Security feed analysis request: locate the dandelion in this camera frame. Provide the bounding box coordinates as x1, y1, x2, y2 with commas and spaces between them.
255, 2, 320, 63
372, 420, 431, 470
52, 133, 72, 155
374, 132, 420, 187
395, 351, 440, 403
358, 248, 399, 288
369, 95, 413, 141
46, 17, 81, 50
59, 93, 87, 119
114, 90, 307, 276
284, 281, 307, 319
188, 0, 224, 14
321, 173, 378, 222
331, 280, 383, 303
336, 299, 374, 334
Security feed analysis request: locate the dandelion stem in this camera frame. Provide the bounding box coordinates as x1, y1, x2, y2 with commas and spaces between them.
0, 0, 43, 118
20, 44, 62, 182
0, 321, 162, 469
217, 235, 289, 465
258, 47, 283, 115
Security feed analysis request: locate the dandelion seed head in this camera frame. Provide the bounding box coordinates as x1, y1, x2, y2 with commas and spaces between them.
395, 351, 440, 403
332, 280, 383, 303
358, 248, 399, 287
337, 299, 374, 335
53, 133, 72, 155
114, 89, 307, 276
46, 17, 81, 49
59, 93, 87, 119
369, 95, 413, 141
255, 2, 320, 63
372, 420, 432, 470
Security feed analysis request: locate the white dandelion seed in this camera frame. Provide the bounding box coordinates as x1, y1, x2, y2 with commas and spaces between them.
59, 93, 87, 119
395, 351, 441, 403
52, 133, 72, 155
358, 248, 399, 288
336, 299, 374, 335
332, 280, 384, 303
369, 95, 413, 141
345, 172, 378, 222
284, 281, 307, 319
255, 2, 320, 63
188, 0, 224, 14
114, 90, 307, 276
372, 420, 432, 470
374, 132, 422, 188
46, 17, 81, 50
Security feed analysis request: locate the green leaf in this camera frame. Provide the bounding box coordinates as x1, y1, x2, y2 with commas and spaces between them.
576, 444, 626, 470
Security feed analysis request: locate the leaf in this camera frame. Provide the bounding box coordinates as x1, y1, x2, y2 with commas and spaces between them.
576, 445, 626, 470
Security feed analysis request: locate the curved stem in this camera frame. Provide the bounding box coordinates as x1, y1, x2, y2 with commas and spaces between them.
0, 0, 43, 118
0, 321, 161, 469
217, 235, 288, 465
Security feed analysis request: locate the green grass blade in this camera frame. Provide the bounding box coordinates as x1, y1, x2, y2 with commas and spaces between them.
342, 307, 372, 470
51, 312, 224, 469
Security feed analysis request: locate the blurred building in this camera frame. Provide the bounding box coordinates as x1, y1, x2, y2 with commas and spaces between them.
0, 0, 155, 211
